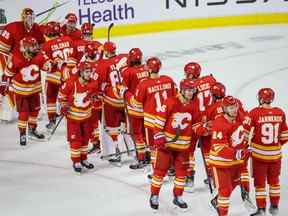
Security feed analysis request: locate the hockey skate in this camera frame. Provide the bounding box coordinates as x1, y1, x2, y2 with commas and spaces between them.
88, 143, 101, 155
45, 118, 56, 130
149, 194, 159, 210
81, 160, 94, 170
241, 187, 257, 212
250, 208, 266, 216
108, 154, 122, 167
73, 162, 82, 174
184, 171, 195, 193
173, 196, 188, 210
269, 205, 279, 215
28, 128, 45, 141
209, 190, 218, 213
20, 134, 27, 146
167, 167, 175, 181
129, 160, 146, 170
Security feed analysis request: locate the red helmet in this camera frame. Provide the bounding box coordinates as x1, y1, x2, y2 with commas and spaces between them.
211, 82, 226, 98
128, 48, 142, 63
45, 21, 61, 37
103, 41, 116, 53
20, 36, 39, 55
222, 96, 237, 107
258, 88, 275, 104
78, 61, 93, 73
21, 8, 35, 29
184, 62, 201, 78
81, 22, 93, 35
86, 42, 98, 57
146, 57, 161, 73
65, 13, 77, 24
180, 79, 197, 91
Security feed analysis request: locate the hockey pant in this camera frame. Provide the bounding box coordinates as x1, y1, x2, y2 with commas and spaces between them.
130, 116, 146, 161
67, 119, 92, 163
252, 159, 281, 209
151, 148, 188, 197
145, 127, 157, 168
46, 82, 60, 121
15, 93, 41, 134
89, 109, 101, 148
212, 166, 241, 216
103, 103, 125, 141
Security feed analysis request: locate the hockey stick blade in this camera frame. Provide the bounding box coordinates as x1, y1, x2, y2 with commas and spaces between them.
46, 115, 64, 141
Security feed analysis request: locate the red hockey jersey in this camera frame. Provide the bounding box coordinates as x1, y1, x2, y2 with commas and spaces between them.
194, 75, 216, 113
100, 54, 128, 109
41, 35, 78, 84
122, 64, 149, 117
58, 77, 97, 121
0, 21, 45, 55
154, 96, 208, 151
60, 25, 82, 41
243, 106, 288, 162
209, 114, 247, 168
5, 52, 46, 96
133, 75, 177, 129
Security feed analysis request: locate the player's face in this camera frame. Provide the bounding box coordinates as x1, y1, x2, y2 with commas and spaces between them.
224, 104, 239, 118
67, 22, 76, 30
83, 33, 92, 41
182, 88, 196, 100
24, 13, 35, 29
82, 69, 92, 81
185, 73, 194, 80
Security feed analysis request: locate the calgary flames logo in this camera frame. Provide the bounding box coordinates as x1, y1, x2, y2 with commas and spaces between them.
74, 92, 90, 108
171, 112, 192, 130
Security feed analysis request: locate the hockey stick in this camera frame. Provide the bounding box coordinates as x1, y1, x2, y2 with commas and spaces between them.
100, 127, 181, 160
46, 114, 64, 141
198, 138, 214, 194
36, 1, 70, 17
107, 23, 114, 42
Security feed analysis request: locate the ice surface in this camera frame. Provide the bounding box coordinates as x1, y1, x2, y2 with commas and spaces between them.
1, 24, 288, 216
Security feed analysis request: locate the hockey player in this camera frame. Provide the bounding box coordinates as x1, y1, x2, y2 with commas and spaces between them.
41, 23, 78, 129
243, 88, 288, 216
0, 37, 47, 145
81, 42, 105, 154
58, 61, 97, 173
200, 82, 226, 186
149, 79, 209, 210
132, 57, 177, 172
184, 61, 217, 188
74, 22, 103, 61
0, 8, 45, 56
209, 96, 251, 216
60, 13, 82, 41
98, 41, 128, 163
121, 48, 150, 169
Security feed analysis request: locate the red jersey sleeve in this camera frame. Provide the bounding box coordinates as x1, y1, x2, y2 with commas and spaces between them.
0, 23, 15, 54
280, 112, 288, 145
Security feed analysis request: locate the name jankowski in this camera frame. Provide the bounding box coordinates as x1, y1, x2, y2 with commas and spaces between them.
78, 3, 135, 25
258, 116, 283, 123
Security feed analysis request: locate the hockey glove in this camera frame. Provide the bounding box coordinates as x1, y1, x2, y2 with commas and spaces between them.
0, 76, 10, 96
235, 148, 251, 161
153, 132, 166, 149
60, 104, 69, 116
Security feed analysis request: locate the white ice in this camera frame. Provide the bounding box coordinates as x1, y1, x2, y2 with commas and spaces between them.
1, 24, 288, 216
